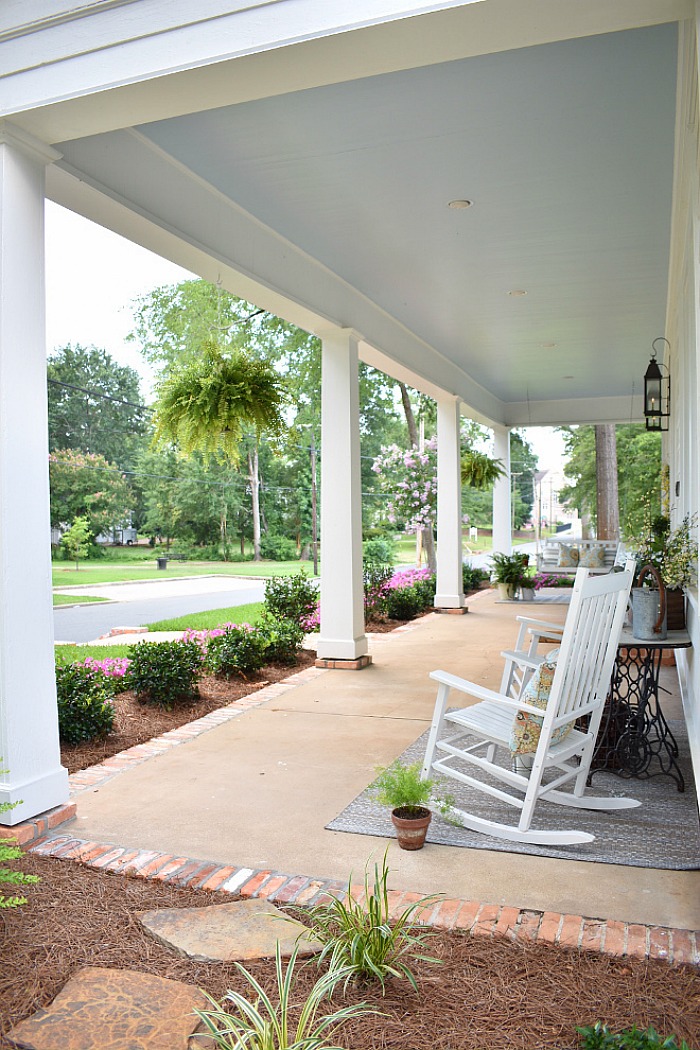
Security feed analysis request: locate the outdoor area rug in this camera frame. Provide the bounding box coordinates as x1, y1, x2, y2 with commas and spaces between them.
326, 722, 700, 869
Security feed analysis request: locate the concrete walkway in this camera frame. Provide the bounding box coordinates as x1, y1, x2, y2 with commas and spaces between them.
53, 589, 700, 934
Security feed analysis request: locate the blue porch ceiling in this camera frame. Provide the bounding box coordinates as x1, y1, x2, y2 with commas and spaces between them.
134, 25, 676, 405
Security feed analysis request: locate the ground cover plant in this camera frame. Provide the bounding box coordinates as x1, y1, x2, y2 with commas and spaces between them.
1, 854, 698, 1049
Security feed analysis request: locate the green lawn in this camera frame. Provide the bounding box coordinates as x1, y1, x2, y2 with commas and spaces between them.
145, 601, 265, 632
53, 593, 108, 606
54, 643, 134, 666
52, 559, 314, 587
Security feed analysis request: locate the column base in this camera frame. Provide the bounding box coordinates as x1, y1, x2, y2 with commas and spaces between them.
0, 801, 77, 847
315, 654, 373, 670
434, 606, 469, 615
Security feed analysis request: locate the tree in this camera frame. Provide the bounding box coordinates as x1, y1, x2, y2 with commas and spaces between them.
47, 344, 147, 466
509, 431, 538, 528
49, 449, 132, 535
595, 424, 620, 540
559, 425, 661, 539
60, 515, 92, 569
129, 279, 402, 552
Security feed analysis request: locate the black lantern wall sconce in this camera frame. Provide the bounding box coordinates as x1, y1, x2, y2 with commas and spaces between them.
644, 337, 671, 432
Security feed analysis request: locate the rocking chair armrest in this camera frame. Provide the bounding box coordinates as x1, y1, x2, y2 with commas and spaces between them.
429, 670, 547, 716
499, 649, 543, 671
515, 615, 564, 633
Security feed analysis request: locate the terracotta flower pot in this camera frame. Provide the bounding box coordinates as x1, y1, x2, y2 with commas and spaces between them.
391, 806, 432, 850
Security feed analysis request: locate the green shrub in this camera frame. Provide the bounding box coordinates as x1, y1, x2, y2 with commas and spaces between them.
260, 533, 298, 561
206, 625, 267, 678
55, 664, 115, 744
0, 761, 40, 909
412, 572, 436, 609
384, 585, 423, 620
125, 639, 202, 709
577, 1023, 691, 1049
264, 570, 318, 626
305, 850, 441, 992
363, 536, 396, 566
257, 612, 305, 665
462, 564, 489, 593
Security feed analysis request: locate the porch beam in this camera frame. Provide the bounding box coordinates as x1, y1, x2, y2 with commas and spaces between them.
0, 122, 69, 825
315, 328, 369, 663
434, 397, 465, 609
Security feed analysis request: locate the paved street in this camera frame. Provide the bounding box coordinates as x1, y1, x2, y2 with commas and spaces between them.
53, 576, 266, 643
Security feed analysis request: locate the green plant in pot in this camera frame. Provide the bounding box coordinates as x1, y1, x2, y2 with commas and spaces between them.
490, 552, 528, 600
519, 570, 537, 601
629, 512, 697, 630
372, 760, 454, 850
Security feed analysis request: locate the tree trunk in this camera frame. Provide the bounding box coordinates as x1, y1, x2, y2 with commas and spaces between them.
248, 444, 262, 561
595, 424, 620, 540
398, 381, 436, 572
220, 503, 228, 561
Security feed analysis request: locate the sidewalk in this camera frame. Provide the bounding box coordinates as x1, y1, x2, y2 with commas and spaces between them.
42, 589, 700, 936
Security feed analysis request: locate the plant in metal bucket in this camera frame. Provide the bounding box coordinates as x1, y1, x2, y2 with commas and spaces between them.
193, 942, 374, 1049
304, 850, 441, 992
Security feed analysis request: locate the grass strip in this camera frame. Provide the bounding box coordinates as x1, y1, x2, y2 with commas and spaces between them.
53, 594, 108, 606
54, 644, 134, 666
145, 601, 265, 632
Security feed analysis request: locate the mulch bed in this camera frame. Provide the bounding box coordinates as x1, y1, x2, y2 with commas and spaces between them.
60, 617, 412, 774
1, 854, 699, 1049
60, 651, 319, 774
9, 608, 697, 1048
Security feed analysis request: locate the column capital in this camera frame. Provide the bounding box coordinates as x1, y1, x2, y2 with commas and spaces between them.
0, 121, 62, 166
313, 323, 364, 344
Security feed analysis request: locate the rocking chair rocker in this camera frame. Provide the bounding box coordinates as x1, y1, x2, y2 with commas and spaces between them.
422, 564, 639, 845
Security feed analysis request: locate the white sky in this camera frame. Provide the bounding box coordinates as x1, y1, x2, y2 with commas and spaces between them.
45, 201, 568, 474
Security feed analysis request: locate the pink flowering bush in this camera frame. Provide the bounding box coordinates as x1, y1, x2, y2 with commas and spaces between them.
80, 656, 131, 680
533, 572, 575, 590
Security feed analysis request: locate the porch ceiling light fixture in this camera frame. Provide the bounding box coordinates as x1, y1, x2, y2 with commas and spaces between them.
644, 337, 670, 432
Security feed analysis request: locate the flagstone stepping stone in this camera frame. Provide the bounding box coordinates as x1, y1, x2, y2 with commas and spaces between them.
6, 966, 209, 1050
138, 898, 323, 962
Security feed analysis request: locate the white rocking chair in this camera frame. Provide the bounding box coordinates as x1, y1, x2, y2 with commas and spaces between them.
422, 564, 639, 845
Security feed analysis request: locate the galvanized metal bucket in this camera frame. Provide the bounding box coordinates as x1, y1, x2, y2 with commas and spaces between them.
631, 564, 667, 640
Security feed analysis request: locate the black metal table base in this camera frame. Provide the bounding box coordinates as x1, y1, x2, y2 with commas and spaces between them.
590, 646, 685, 792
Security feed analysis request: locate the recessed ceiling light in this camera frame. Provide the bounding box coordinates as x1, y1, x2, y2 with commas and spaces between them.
508, 289, 528, 297
541, 342, 557, 349
447, 199, 473, 209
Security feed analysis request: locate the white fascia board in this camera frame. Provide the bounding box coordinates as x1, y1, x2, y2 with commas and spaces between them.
4, 0, 690, 143
1, 0, 478, 118
504, 395, 646, 428
46, 130, 504, 422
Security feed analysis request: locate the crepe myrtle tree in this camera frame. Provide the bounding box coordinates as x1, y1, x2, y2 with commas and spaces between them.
372, 437, 503, 570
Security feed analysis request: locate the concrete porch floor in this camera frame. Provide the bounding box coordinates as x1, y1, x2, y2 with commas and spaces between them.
65, 589, 700, 931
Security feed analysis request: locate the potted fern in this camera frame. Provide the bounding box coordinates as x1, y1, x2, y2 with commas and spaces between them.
372, 760, 453, 850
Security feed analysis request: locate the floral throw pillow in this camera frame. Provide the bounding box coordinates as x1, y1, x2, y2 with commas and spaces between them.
579, 546, 605, 569
509, 649, 572, 755
557, 545, 579, 568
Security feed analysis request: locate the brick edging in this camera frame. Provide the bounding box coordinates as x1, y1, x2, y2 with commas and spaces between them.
28, 833, 699, 966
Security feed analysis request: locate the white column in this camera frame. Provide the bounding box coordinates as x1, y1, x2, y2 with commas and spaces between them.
316, 329, 368, 661
491, 425, 512, 555
434, 397, 464, 608
0, 123, 68, 824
